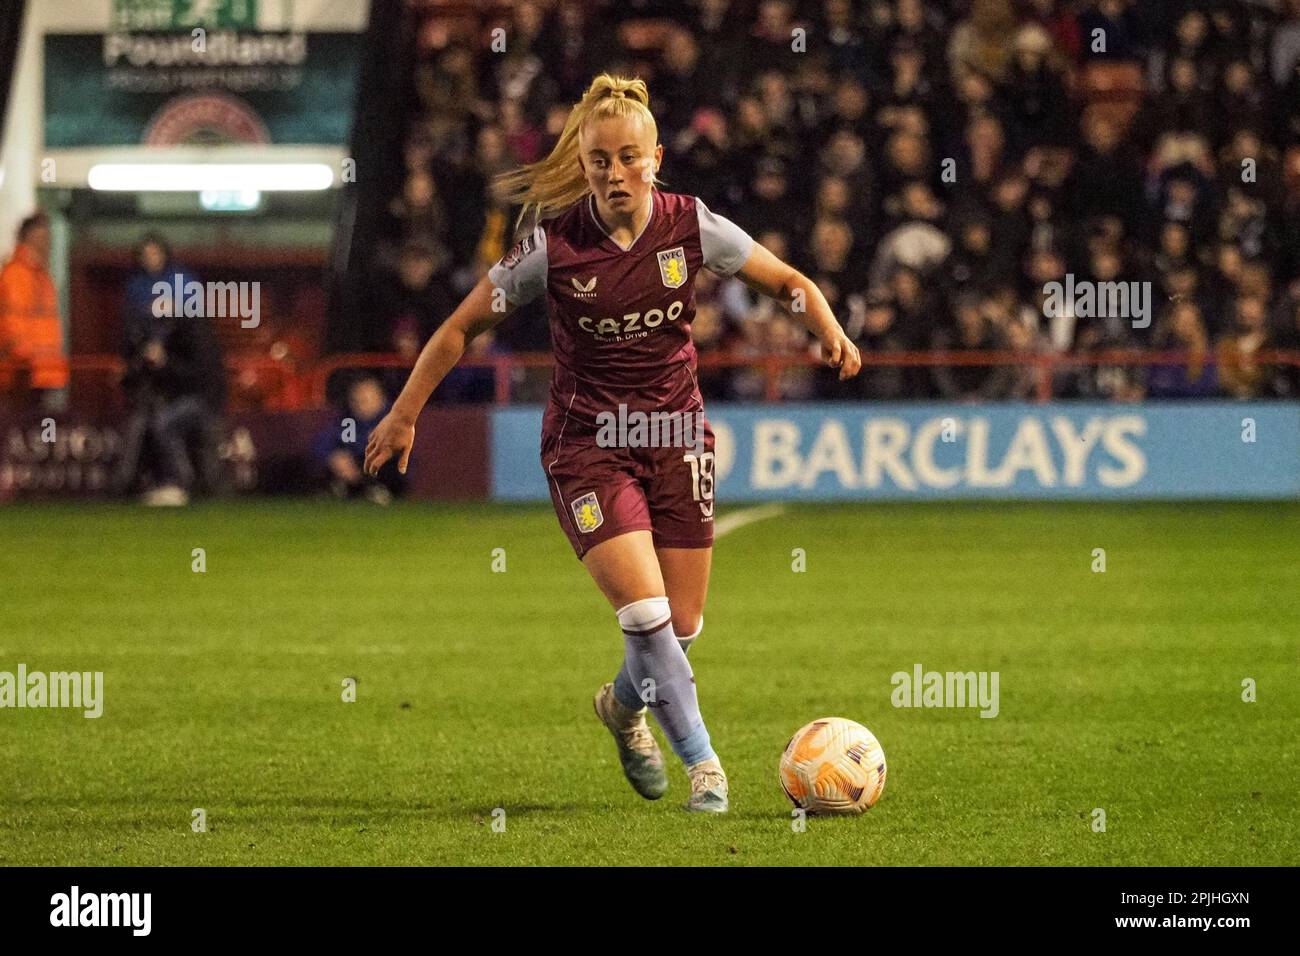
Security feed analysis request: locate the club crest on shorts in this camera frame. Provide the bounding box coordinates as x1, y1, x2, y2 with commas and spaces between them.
571, 491, 603, 533
657, 246, 687, 289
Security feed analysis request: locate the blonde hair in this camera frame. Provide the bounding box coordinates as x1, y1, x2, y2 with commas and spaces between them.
493, 74, 663, 234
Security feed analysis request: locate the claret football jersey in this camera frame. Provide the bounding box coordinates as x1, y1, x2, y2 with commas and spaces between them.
488, 189, 755, 438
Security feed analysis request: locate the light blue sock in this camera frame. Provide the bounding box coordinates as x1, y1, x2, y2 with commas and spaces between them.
613, 616, 701, 709
615, 598, 715, 767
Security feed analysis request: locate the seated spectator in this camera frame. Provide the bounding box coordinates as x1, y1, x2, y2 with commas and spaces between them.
804, 217, 863, 317
1216, 295, 1279, 398
1153, 222, 1193, 278
870, 209, 950, 291
1138, 57, 1214, 145
1004, 316, 1052, 399
313, 376, 404, 504
384, 316, 423, 400
1216, 187, 1272, 263
931, 292, 1015, 400
1215, 60, 1270, 148
947, 0, 1018, 84
876, 38, 939, 132
1146, 301, 1217, 398
887, 264, 942, 350
842, 290, 910, 400
1003, 23, 1072, 150
942, 214, 1012, 293
730, 311, 816, 402
1272, 295, 1300, 398
377, 239, 454, 347
1077, 0, 1147, 64
743, 156, 806, 242
1062, 114, 1145, 238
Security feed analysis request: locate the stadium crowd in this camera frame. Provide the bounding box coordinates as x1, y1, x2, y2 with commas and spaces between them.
372, 0, 1300, 401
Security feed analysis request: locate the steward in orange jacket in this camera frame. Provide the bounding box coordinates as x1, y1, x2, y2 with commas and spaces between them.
0, 214, 68, 392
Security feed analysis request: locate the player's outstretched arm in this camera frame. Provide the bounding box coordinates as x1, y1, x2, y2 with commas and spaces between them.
363, 275, 510, 476
734, 241, 862, 380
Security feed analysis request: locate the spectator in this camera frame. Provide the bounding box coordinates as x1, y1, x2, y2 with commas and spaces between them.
948, 0, 1018, 84
655, 27, 708, 142
819, 0, 869, 80
742, 156, 806, 241
1077, 0, 1147, 64
1269, 0, 1300, 87
1216, 187, 1272, 264
1153, 222, 1193, 278
931, 292, 1015, 400
888, 0, 947, 68
384, 316, 423, 401
843, 290, 910, 400
1215, 60, 1270, 148
314, 375, 404, 504
877, 37, 939, 133
1216, 295, 1279, 398
1063, 114, 1145, 237
943, 213, 1011, 293
888, 263, 942, 350
0, 213, 67, 407
1004, 315, 1051, 399
805, 217, 863, 318
115, 234, 227, 505
673, 107, 733, 209
1003, 23, 1072, 150
1147, 301, 1217, 398
1138, 57, 1215, 145
376, 239, 454, 348
1272, 295, 1300, 397
814, 74, 875, 147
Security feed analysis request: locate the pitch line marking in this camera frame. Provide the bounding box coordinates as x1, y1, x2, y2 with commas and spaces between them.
714, 503, 786, 539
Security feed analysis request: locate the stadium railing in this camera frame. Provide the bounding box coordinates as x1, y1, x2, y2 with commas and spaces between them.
4, 350, 1300, 409
308, 350, 1300, 404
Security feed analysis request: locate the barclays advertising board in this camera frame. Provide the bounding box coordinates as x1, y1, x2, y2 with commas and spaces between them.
491, 403, 1300, 501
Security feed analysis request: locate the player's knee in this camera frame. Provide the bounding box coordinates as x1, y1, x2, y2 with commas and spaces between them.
672, 612, 702, 639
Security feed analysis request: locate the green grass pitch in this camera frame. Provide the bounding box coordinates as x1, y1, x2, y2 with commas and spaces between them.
0, 500, 1295, 866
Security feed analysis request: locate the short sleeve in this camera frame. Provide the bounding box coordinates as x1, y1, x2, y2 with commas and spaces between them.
696, 198, 755, 277
487, 226, 548, 306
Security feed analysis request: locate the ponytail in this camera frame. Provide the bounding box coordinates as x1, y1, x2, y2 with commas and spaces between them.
492, 74, 662, 235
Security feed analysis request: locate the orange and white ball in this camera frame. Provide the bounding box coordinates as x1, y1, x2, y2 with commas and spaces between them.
779, 717, 887, 815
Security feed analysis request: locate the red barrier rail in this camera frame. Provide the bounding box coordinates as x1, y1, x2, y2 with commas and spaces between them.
311, 349, 1300, 405
5, 350, 1300, 409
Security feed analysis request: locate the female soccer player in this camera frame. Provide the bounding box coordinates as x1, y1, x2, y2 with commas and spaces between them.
365, 75, 860, 813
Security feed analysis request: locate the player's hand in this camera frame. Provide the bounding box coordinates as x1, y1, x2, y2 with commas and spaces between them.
820, 327, 862, 380
363, 412, 416, 477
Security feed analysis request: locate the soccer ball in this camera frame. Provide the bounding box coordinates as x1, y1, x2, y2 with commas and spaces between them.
779, 717, 887, 815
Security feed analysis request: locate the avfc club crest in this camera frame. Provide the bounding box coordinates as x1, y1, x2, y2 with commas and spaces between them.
657, 246, 687, 289
571, 491, 604, 533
